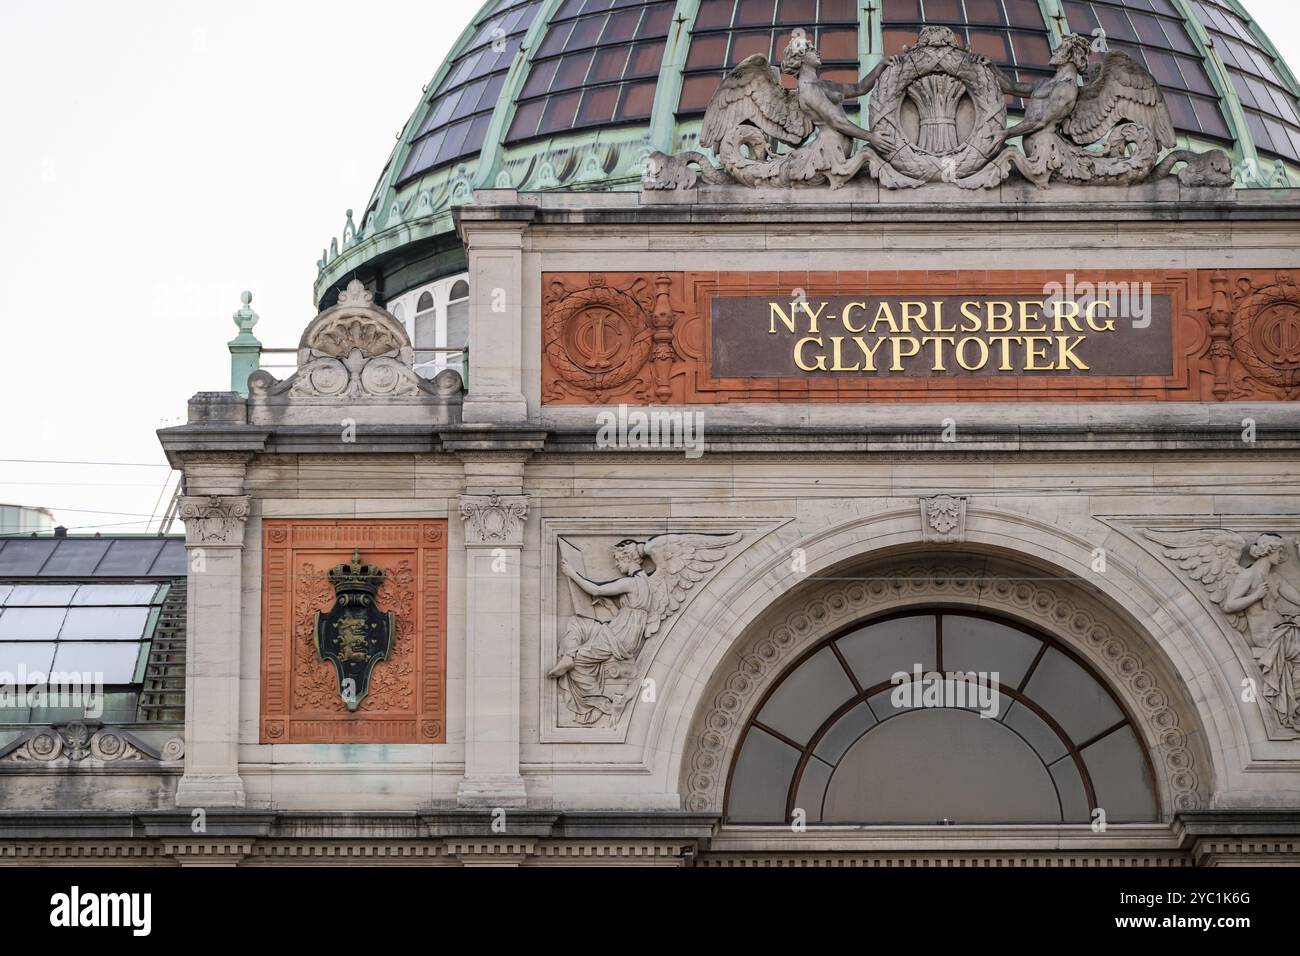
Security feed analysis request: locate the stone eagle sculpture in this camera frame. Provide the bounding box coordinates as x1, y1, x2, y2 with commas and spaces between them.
548, 532, 742, 726
643, 26, 1232, 191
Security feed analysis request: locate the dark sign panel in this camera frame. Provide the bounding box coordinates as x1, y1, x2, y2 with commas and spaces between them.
711, 293, 1174, 378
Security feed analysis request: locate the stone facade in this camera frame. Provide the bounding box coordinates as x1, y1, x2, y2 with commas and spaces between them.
6, 188, 1300, 866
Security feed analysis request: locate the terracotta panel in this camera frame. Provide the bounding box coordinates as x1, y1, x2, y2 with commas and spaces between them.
260, 519, 447, 744
540, 269, 1300, 404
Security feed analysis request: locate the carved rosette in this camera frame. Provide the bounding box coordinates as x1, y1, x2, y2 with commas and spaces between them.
920, 495, 967, 543
460, 494, 529, 548
179, 495, 251, 546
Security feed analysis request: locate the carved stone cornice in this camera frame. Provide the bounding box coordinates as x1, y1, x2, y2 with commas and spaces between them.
179, 495, 251, 547
459, 494, 529, 548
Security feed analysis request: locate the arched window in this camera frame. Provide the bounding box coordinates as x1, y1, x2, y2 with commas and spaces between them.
726, 610, 1157, 825
445, 279, 469, 353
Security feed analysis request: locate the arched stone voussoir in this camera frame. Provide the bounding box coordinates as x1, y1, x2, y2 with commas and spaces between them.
647, 507, 1225, 820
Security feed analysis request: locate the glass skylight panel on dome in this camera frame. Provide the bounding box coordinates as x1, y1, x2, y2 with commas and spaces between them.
397, 0, 542, 184
882, 0, 1055, 110
1065, 0, 1231, 142
677, 0, 860, 115
506, 0, 675, 143
1187, 0, 1300, 161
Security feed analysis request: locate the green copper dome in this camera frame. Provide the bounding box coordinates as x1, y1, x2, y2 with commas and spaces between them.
315, 0, 1300, 307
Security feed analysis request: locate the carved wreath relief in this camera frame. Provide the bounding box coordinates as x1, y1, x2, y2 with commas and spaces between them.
1146, 529, 1300, 733
548, 532, 741, 727
644, 26, 1231, 191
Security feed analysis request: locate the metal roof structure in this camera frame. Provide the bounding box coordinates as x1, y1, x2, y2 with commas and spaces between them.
315, 0, 1300, 306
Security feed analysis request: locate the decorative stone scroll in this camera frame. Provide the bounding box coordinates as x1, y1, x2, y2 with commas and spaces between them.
644, 26, 1231, 192
247, 279, 462, 414
179, 495, 250, 546
0, 723, 183, 765
459, 494, 529, 547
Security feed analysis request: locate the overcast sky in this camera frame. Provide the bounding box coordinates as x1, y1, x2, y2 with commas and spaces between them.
0, 0, 1297, 536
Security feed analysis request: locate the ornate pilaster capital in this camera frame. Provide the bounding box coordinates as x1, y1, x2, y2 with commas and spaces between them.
459, 494, 529, 548
919, 494, 968, 544
179, 495, 251, 547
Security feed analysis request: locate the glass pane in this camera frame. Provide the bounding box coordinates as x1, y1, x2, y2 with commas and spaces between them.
822, 708, 1061, 823
812, 701, 876, 764
98, 539, 165, 576
0, 540, 58, 575
0, 608, 67, 640
0, 642, 56, 674
941, 615, 1041, 689
1081, 725, 1155, 821
1022, 648, 1124, 744
0, 585, 10, 607
60, 607, 151, 641
1001, 699, 1068, 763
727, 726, 800, 822
793, 756, 833, 822
39, 539, 111, 576
72, 584, 161, 606
6, 585, 78, 607
835, 614, 936, 689
1048, 755, 1090, 821
757, 647, 855, 744
51, 642, 144, 684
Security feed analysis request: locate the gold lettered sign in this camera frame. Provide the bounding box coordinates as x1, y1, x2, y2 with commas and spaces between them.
710, 293, 1174, 378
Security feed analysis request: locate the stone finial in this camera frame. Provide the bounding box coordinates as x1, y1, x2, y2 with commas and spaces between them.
231, 290, 259, 335
336, 278, 376, 309
229, 291, 262, 397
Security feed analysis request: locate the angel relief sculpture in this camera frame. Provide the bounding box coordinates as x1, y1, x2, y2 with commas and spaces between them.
1146, 530, 1300, 731
547, 532, 742, 727
643, 26, 1232, 191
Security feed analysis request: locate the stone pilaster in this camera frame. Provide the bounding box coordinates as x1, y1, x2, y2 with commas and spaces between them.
457, 195, 534, 423
175, 494, 250, 808
457, 490, 529, 807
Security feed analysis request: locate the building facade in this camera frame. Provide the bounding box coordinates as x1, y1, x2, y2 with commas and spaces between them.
7, 0, 1300, 866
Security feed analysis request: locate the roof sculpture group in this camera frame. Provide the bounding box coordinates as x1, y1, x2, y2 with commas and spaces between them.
643, 25, 1234, 191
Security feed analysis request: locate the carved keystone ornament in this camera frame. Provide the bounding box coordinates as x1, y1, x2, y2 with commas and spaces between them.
644, 27, 1231, 191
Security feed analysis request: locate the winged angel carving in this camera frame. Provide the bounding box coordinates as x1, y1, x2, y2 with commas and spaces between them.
548, 532, 742, 726
643, 27, 1231, 191
1146, 530, 1300, 731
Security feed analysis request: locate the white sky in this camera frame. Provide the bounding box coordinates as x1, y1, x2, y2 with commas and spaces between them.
0, 0, 1297, 536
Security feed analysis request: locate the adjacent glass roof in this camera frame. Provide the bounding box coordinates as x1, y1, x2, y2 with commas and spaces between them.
0, 583, 165, 685
0, 536, 185, 578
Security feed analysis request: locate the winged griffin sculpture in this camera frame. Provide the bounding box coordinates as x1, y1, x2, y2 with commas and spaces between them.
643, 26, 1232, 191
548, 532, 742, 726
1146, 529, 1300, 731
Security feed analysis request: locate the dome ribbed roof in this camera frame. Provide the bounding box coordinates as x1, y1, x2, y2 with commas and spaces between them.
315, 0, 1300, 306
